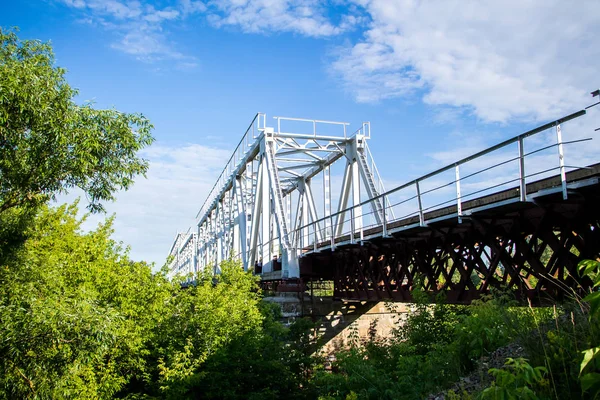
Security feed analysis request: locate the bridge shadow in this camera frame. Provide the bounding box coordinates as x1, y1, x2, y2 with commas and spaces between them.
304, 298, 406, 355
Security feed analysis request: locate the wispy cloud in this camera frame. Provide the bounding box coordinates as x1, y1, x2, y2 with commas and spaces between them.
110, 27, 187, 62
333, 0, 600, 123
59, 0, 201, 67
57, 142, 231, 267
60, 0, 366, 66
206, 0, 365, 37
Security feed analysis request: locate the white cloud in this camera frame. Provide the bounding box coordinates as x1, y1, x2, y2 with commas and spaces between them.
60, 0, 367, 65
76, 0, 144, 19
111, 27, 186, 62
59, 0, 198, 67
334, 0, 600, 122
144, 8, 180, 23
180, 0, 207, 16
205, 0, 358, 37
57, 142, 231, 267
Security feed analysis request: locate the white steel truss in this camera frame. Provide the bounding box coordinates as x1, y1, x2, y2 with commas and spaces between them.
167, 113, 390, 279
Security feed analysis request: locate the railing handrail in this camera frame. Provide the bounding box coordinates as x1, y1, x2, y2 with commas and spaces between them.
195, 113, 264, 220
293, 108, 587, 236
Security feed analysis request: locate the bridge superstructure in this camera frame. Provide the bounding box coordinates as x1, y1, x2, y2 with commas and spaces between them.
169, 98, 600, 303
168, 114, 391, 279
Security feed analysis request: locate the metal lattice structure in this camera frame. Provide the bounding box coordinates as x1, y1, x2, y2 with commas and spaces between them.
168, 114, 390, 279
297, 105, 600, 303
315, 177, 600, 303
169, 100, 600, 302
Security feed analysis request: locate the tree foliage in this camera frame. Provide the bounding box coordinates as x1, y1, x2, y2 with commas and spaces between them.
0, 203, 168, 398
0, 28, 154, 213
0, 204, 316, 399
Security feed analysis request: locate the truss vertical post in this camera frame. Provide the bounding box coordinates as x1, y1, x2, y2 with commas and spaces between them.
209, 227, 213, 269
245, 160, 253, 268
205, 230, 210, 270
234, 176, 247, 269
302, 188, 309, 249
261, 151, 271, 272
285, 195, 291, 232
352, 156, 362, 232
248, 158, 264, 270
217, 200, 223, 268
192, 234, 197, 275
228, 187, 234, 257
324, 165, 331, 240
198, 227, 204, 272
232, 181, 239, 261
313, 221, 318, 252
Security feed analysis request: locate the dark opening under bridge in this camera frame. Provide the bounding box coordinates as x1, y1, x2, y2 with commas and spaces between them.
169, 100, 600, 304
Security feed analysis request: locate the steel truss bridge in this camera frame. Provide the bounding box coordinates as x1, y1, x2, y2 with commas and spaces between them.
169, 100, 600, 303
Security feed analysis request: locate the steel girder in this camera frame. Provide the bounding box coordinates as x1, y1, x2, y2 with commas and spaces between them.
315, 193, 600, 304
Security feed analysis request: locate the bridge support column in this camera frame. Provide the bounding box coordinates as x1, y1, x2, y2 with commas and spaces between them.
282, 248, 299, 278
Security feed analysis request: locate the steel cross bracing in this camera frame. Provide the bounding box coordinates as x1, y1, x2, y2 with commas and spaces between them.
167, 114, 391, 279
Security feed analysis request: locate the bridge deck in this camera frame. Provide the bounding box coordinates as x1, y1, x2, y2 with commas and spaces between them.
289, 163, 600, 305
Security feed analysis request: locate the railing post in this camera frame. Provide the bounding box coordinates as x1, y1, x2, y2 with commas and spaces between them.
350, 207, 355, 244
330, 215, 335, 251
518, 137, 526, 202
556, 124, 568, 200
382, 195, 388, 237
455, 164, 462, 223
313, 222, 317, 252
360, 214, 364, 245
416, 180, 424, 226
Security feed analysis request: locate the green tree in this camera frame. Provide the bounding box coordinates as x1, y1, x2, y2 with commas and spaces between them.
154, 261, 266, 398
0, 204, 296, 399
0, 28, 153, 214
0, 203, 173, 399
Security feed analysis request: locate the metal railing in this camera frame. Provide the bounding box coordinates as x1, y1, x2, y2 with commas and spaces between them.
294, 108, 594, 253
272, 115, 350, 140
195, 113, 266, 224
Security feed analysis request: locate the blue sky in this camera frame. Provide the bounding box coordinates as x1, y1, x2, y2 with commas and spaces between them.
2, 0, 599, 266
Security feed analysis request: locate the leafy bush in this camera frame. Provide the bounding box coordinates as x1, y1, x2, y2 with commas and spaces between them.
478, 358, 547, 400
0, 203, 320, 399
578, 260, 600, 399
